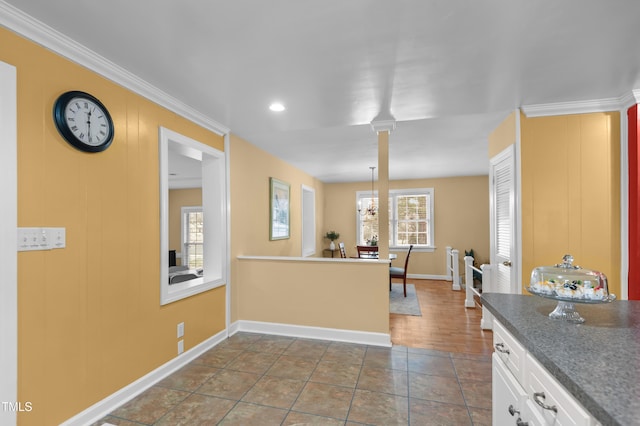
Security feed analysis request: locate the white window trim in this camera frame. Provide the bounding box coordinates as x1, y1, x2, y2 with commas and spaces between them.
181, 205, 203, 269
159, 127, 227, 305
356, 187, 435, 252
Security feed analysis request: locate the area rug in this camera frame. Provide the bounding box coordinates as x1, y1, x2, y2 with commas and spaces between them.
389, 283, 422, 316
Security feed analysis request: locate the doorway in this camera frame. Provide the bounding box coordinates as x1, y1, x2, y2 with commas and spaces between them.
490, 145, 519, 294
0, 60, 17, 424
301, 185, 316, 257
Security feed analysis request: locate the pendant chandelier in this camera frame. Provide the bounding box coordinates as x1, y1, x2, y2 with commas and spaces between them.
358, 166, 377, 216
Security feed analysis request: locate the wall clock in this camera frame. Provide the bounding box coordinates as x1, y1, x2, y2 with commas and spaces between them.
53, 91, 114, 153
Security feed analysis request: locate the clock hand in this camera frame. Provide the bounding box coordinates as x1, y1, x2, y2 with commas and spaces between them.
86, 109, 92, 142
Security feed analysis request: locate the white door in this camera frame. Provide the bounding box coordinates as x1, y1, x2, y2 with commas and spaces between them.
301, 185, 316, 257
490, 144, 518, 294
0, 60, 18, 425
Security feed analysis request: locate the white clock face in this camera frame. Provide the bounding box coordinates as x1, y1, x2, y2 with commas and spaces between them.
64, 97, 112, 146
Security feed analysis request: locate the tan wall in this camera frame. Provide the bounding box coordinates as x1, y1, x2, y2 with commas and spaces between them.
521, 112, 621, 296
3, 28, 226, 425
229, 134, 326, 322
169, 188, 202, 265
324, 176, 490, 276
236, 258, 389, 334
489, 110, 517, 158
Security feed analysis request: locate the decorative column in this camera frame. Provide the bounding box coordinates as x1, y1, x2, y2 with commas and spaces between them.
629, 103, 640, 300
371, 119, 396, 262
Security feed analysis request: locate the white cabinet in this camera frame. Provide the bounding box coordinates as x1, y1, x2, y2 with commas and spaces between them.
493, 353, 527, 425
525, 353, 592, 426
493, 354, 548, 425
493, 320, 526, 383
521, 399, 550, 426
492, 320, 597, 426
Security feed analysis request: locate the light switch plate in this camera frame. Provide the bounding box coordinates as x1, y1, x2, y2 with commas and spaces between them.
17, 227, 66, 251
17, 227, 48, 251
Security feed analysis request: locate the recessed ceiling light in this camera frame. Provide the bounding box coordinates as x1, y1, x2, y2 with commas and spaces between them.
269, 102, 285, 112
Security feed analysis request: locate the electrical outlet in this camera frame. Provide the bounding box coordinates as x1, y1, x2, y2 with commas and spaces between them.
177, 340, 184, 355
177, 322, 184, 338
46, 227, 66, 249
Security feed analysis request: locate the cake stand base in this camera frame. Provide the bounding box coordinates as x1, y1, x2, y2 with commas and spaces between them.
548, 301, 585, 323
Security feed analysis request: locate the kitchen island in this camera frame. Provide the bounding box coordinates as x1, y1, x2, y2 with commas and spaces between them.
482, 292, 640, 426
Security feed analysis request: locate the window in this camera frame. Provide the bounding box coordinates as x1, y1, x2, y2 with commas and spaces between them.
356, 188, 434, 250
182, 206, 204, 269
159, 126, 226, 305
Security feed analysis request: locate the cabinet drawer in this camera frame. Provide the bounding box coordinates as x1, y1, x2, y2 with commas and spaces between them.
493, 320, 526, 384
525, 353, 593, 426
521, 398, 551, 426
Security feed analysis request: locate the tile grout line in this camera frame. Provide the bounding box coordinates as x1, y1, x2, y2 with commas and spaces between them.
203, 342, 257, 423
449, 352, 476, 425
155, 339, 252, 425
342, 344, 367, 424
225, 337, 297, 424
159, 334, 283, 425
278, 337, 327, 425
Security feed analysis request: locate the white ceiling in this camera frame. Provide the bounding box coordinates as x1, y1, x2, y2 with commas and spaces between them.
168, 144, 202, 190
5, 0, 640, 182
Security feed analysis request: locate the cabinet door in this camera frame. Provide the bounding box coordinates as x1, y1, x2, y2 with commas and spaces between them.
493, 353, 527, 426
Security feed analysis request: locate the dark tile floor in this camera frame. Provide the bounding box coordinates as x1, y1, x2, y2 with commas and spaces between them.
94, 332, 492, 425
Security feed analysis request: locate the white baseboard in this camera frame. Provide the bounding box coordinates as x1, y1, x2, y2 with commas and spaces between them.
230, 320, 391, 347
407, 273, 450, 281
60, 329, 228, 426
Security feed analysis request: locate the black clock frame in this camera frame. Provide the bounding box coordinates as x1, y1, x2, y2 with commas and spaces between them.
53, 90, 114, 153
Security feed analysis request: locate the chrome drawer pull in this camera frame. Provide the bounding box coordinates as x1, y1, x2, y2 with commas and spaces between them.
495, 342, 510, 354
533, 391, 558, 413
508, 407, 529, 426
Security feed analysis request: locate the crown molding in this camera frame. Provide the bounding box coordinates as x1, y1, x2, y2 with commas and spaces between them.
522, 90, 640, 118
0, 1, 229, 136
621, 89, 640, 109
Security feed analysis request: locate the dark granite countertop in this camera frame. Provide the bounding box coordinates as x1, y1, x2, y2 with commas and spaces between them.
481, 293, 640, 426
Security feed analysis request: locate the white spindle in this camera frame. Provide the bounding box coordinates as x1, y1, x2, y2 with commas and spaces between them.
480, 264, 494, 330
445, 246, 452, 281
464, 256, 475, 307
451, 249, 460, 290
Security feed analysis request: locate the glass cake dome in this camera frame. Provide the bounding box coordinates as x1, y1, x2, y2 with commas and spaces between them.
527, 254, 615, 323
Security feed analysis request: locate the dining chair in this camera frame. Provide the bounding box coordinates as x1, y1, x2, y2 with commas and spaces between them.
390, 244, 414, 297
338, 242, 347, 258
357, 245, 379, 258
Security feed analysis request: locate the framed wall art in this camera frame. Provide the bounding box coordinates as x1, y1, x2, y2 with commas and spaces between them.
269, 177, 290, 240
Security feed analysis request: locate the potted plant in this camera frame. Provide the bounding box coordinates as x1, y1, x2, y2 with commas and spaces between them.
325, 231, 340, 250
367, 235, 378, 246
